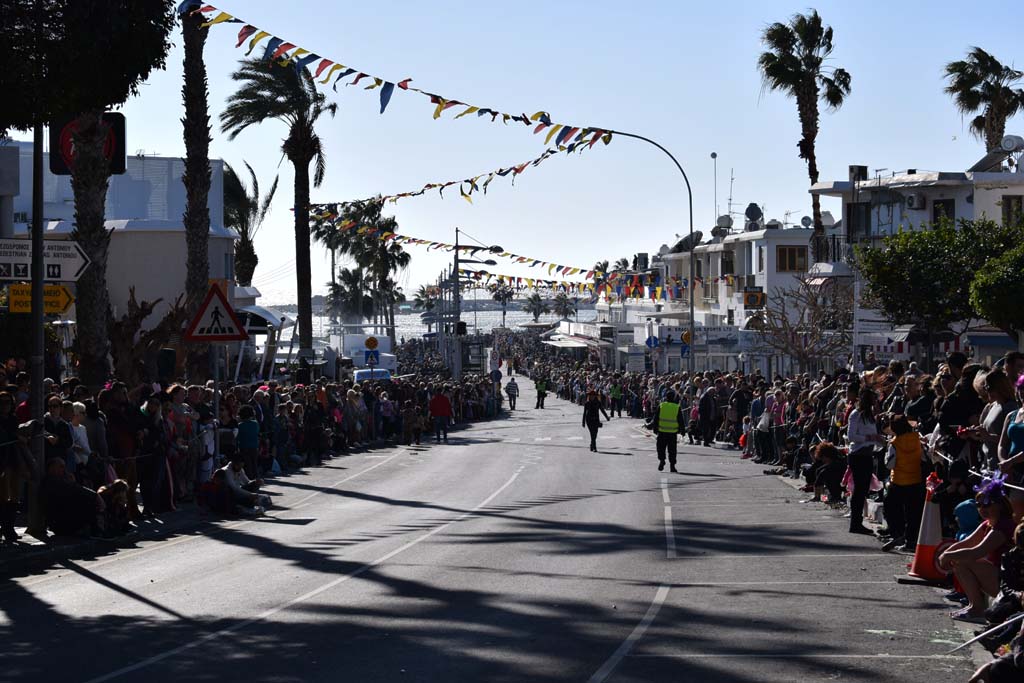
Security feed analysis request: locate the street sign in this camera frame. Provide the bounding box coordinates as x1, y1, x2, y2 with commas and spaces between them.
365, 336, 379, 350
680, 342, 690, 358
364, 350, 380, 366
7, 283, 74, 314
645, 335, 659, 349
183, 284, 248, 343
49, 112, 127, 176
0, 239, 92, 282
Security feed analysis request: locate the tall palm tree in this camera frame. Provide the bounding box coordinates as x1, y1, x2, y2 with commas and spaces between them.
613, 257, 631, 272
221, 58, 337, 356
522, 292, 550, 323
413, 285, 438, 334
758, 9, 851, 256
489, 283, 516, 328
552, 292, 576, 320
326, 267, 373, 323
944, 47, 1024, 151
223, 161, 278, 286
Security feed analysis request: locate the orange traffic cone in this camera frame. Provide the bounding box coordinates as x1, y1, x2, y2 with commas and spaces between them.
907, 472, 954, 582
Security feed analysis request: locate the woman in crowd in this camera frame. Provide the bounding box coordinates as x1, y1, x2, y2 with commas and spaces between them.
582, 390, 610, 452
939, 479, 1017, 622
847, 387, 886, 535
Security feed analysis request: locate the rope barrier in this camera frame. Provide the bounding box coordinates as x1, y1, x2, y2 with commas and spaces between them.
930, 447, 1024, 493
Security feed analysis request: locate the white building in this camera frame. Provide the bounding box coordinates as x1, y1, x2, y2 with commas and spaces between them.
596, 212, 844, 376
9, 141, 238, 326
811, 140, 1024, 365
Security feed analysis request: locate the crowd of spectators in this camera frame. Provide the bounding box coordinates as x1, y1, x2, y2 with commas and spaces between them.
0, 349, 506, 546
523, 349, 1024, 678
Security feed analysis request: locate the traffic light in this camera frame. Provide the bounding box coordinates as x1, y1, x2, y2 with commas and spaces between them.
456, 321, 468, 336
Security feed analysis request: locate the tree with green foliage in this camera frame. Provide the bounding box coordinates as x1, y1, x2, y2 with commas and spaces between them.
970, 243, 1024, 344
758, 9, 851, 258
1, 0, 177, 388
489, 284, 516, 329
221, 58, 337, 358
552, 292, 576, 320
857, 218, 1024, 365
522, 293, 550, 323
223, 162, 278, 286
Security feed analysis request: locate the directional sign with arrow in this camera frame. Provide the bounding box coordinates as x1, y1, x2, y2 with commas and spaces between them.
7, 283, 74, 314
0, 239, 92, 282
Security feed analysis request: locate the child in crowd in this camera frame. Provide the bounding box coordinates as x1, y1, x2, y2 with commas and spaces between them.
97, 479, 131, 536
401, 400, 420, 446
740, 416, 754, 459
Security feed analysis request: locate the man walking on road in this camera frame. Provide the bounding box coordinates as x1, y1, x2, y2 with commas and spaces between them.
505, 378, 519, 410
652, 391, 686, 473
534, 377, 547, 409
428, 388, 453, 443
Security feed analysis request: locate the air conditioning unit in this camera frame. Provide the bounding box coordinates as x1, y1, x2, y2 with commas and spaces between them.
906, 193, 926, 210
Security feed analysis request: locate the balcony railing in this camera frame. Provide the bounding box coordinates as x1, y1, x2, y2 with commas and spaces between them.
811, 234, 854, 264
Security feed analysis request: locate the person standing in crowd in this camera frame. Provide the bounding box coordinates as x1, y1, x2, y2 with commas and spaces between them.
505, 377, 519, 410
882, 416, 925, 552
652, 390, 686, 473
609, 377, 623, 418
429, 387, 453, 444
698, 379, 716, 447
847, 387, 885, 535
582, 390, 610, 452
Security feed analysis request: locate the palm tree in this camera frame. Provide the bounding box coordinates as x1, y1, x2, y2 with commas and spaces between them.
326, 267, 373, 323
613, 257, 631, 272
944, 47, 1024, 151
413, 285, 438, 334
180, 8, 213, 381
522, 292, 550, 323
552, 292, 576, 319
489, 283, 516, 328
758, 9, 851, 256
221, 58, 337, 357
223, 161, 278, 286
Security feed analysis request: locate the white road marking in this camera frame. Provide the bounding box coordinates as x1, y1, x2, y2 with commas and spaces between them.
672, 552, 884, 561
587, 585, 670, 683
567, 436, 584, 441
671, 580, 892, 587
663, 506, 677, 559
629, 653, 963, 660
13, 451, 407, 591
534, 437, 552, 441
504, 438, 522, 443
84, 467, 524, 683
660, 478, 670, 504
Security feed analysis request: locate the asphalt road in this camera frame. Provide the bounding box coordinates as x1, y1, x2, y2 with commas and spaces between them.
1, 382, 978, 682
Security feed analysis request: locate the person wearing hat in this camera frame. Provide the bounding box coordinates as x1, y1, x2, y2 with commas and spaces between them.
582, 390, 610, 452
651, 390, 686, 473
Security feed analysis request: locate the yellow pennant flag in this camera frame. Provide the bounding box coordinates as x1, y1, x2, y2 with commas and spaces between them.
201, 11, 234, 27
432, 98, 448, 119
460, 185, 473, 204
281, 48, 308, 66
454, 106, 480, 119
319, 63, 343, 84
246, 30, 271, 54
544, 124, 564, 146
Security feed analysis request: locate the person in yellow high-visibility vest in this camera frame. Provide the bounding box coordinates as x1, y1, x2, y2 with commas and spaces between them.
654, 391, 686, 473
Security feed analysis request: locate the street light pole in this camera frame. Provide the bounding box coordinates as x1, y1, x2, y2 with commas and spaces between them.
607, 130, 696, 374
452, 227, 462, 380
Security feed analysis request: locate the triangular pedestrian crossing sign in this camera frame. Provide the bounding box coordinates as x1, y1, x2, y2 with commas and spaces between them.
183, 284, 249, 343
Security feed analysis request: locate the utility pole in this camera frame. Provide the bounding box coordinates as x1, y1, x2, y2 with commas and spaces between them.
452, 228, 462, 381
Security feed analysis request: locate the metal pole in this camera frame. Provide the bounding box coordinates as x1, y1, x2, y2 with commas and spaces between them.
606, 130, 696, 375
453, 228, 462, 381
213, 344, 220, 463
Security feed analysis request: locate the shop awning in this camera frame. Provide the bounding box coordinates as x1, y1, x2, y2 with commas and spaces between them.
968, 334, 1018, 351
237, 305, 296, 331
543, 338, 588, 349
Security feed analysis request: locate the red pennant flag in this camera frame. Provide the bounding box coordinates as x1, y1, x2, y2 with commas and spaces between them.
236, 25, 257, 47
270, 42, 295, 61
313, 58, 334, 79
397, 78, 413, 90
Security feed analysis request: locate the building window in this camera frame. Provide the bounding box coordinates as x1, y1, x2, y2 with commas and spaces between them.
721, 251, 734, 275
932, 198, 955, 225
757, 246, 765, 272
695, 258, 703, 279
1003, 195, 1023, 227
776, 246, 807, 272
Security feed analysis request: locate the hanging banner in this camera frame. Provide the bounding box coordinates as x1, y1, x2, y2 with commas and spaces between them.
180, 1, 613, 150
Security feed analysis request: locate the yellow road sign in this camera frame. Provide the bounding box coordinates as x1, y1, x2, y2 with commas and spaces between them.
7, 283, 75, 315
365, 336, 379, 350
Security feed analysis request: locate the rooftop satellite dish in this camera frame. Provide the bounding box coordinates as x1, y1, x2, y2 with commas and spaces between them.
765, 219, 782, 229
671, 231, 704, 253
1000, 135, 1024, 153
744, 221, 760, 232
800, 216, 813, 228
711, 225, 730, 238
744, 203, 763, 222
658, 244, 670, 255
716, 215, 734, 229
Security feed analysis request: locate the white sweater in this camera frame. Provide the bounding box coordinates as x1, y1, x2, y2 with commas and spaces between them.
846, 409, 878, 453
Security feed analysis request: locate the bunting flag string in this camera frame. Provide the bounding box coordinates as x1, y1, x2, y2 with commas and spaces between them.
457, 269, 595, 294
179, 1, 614, 150
309, 212, 617, 281
308, 143, 586, 210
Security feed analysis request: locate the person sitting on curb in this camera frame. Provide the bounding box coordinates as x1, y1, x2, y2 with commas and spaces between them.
217, 457, 270, 514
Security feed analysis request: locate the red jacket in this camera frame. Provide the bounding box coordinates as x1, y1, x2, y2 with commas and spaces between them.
429, 394, 453, 418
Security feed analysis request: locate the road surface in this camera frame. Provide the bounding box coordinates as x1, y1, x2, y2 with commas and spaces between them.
1, 382, 976, 682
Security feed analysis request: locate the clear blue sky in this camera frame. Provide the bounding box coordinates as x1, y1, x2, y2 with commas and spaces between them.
17, 1, 1024, 303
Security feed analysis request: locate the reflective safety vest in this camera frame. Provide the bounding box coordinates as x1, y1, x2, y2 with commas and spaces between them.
658, 401, 681, 434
